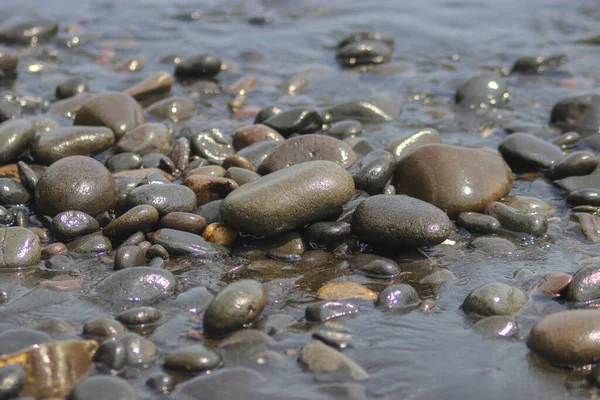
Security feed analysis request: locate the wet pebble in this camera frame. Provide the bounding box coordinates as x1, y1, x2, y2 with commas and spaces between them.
338, 31, 395, 48
0, 14, 58, 44
327, 120, 363, 139
562, 264, 600, 303
35, 156, 116, 217
572, 212, 600, 242
170, 137, 190, 171
348, 150, 395, 195
455, 75, 509, 106
159, 212, 206, 235
299, 340, 368, 381
553, 131, 580, 148
103, 205, 159, 238
150, 228, 223, 258
51, 211, 99, 241
0, 227, 40, 268
183, 175, 238, 205
224, 167, 260, 186
74, 92, 145, 140
202, 223, 237, 246
501, 195, 553, 215
116, 306, 163, 328
528, 309, 600, 366
485, 201, 548, 236
114, 245, 146, 270
376, 284, 420, 310
353, 194, 453, 248
124, 71, 174, 101
462, 282, 528, 316
305, 300, 362, 322
91, 267, 177, 308
254, 105, 284, 124
550, 94, 600, 133
163, 344, 222, 373
175, 54, 222, 80
82, 317, 126, 341
93, 339, 126, 371
0, 48, 18, 74
125, 184, 196, 216
529, 272, 572, 298
318, 282, 377, 301
236, 140, 280, 169
67, 232, 112, 254
263, 108, 325, 136
105, 152, 143, 172
185, 127, 234, 162
336, 40, 392, 67
41, 242, 67, 258
147, 96, 196, 122
0, 119, 34, 164
566, 188, 600, 207
0, 179, 29, 206
386, 128, 441, 161
511, 54, 566, 74
203, 280, 267, 337
498, 133, 563, 171
393, 144, 513, 216
472, 316, 518, 338
547, 151, 597, 180
70, 376, 138, 400
470, 236, 516, 255
222, 161, 354, 236
0, 364, 26, 399
456, 212, 500, 234
347, 254, 400, 279
304, 222, 352, 249
116, 123, 171, 156
55, 77, 88, 99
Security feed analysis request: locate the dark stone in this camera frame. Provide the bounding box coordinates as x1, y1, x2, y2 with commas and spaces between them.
0, 14, 58, 44
347, 254, 400, 279
124, 71, 174, 101
455, 76, 509, 106
224, 167, 260, 186
163, 344, 222, 373
376, 284, 420, 310
125, 184, 196, 217
563, 264, 600, 303
175, 54, 222, 80
116, 306, 163, 328
236, 140, 280, 169
498, 133, 563, 170
83, 317, 125, 341
327, 120, 363, 139
485, 201, 548, 236
547, 151, 597, 180
114, 245, 146, 270
263, 108, 326, 136
55, 77, 88, 99
305, 300, 362, 322
0, 119, 34, 164
510, 55, 567, 74
456, 212, 501, 234
51, 210, 99, 241
103, 205, 159, 238
254, 105, 284, 124
67, 232, 112, 254
336, 40, 392, 67
16, 162, 38, 196
324, 95, 401, 123
203, 280, 267, 337
185, 127, 233, 162
105, 153, 143, 173
337, 31, 395, 48
149, 228, 224, 258
93, 340, 126, 371
567, 188, 600, 206
348, 150, 395, 195
116, 123, 172, 156
0, 179, 29, 206
158, 212, 206, 235
147, 96, 196, 122
304, 222, 352, 249
386, 128, 441, 161
0, 364, 26, 399
550, 94, 600, 133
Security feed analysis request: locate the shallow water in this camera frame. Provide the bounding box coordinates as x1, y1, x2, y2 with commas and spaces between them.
2, 0, 600, 398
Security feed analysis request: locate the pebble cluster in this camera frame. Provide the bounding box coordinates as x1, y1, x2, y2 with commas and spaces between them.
0, 8, 600, 400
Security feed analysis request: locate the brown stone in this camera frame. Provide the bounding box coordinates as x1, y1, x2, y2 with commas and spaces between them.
41, 242, 67, 259
112, 168, 174, 181
203, 223, 237, 245
529, 272, 572, 298
222, 155, 255, 171
393, 144, 513, 216
183, 175, 239, 205
225, 75, 257, 95
116, 123, 172, 156
159, 212, 207, 235
232, 124, 284, 151
317, 282, 377, 301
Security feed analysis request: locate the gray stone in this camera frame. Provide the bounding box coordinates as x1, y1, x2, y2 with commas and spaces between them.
563, 265, 600, 303
163, 344, 222, 373
299, 340, 368, 381
348, 150, 395, 195
0, 227, 40, 268
498, 133, 563, 170
376, 284, 420, 309
125, 184, 196, 217
149, 228, 224, 258
386, 128, 441, 161
0, 119, 34, 164
70, 376, 138, 400
455, 76, 509, 106
550, 94, 600, 133
51, 210, 99, 241
462, 282, 528, 316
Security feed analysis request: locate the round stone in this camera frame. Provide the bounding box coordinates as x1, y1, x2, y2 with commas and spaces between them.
0, 227, 41, 268
163, 344, 222, 373
51, 211, 99, 241
352, 194, 453, 248
0, 364, 26, 399
347, 254, 400, 279
348, 150, 396, 195
462, 282, 528, 316
376, 284, 420, 310
455, 75, 509, 106
116, 123, 171, 156
202, 280, 267, 338
125, 184, 196, 217
35, 156, 116, 217
55, 77, 88, 99
498, 133, 563, 171
103, 205, 159, 239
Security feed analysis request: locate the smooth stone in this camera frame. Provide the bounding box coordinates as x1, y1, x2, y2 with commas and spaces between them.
0, 179, 29, 206
170, 137, 190, 171
163, 345, 222, 373
299, 340, 368, 381
393, 144, 514, 216
0, 48, 18, 73
124, 71, 174, 101
149, 228, 223, 258
146, 374, 175, 394
455, 76, 509, 106
221, 161, 355, 236
304, 222, 352, 248
348, 150, 395, 195
103, 205, 159, 239
140, 153, 175, 173
35, 156, 116, 217
347, 254, 400, 279
527, 310, 600, 366
183, 175, 239, 206
93, 340, 126, 371
501, 195, 554, 215
175, 368, 267, 399
572, 213, 600, 242
70, 376, 138, 400
554, 165, 600, 192
55, 77, 88, 99
283, 74, 309, 95
222, 155, 254, 171
472, 316, 518, 338
254, 105, 284, 124
529, 272, 572, 298
485, 202, 548, 236
232, 124, 284, 151
35, 319, 75, 338
185, 127, 234, 162
0, 99, 20, 123
258, 135, 357, 174
118, 332, 157, 365
462, 282, 528, 316
376, 284, 420, 309
386, 128, 441, 161
48, 93, 96, 119
547, 151, 597, 180
116, 123, 171, 156
91, 267, 177, 308
0, 364, 26, 399
203, 280, 267, 337
116, 306, 163, 328
550, 94, 600, 133
263, 108, 325, 136
41, 242, 67, 258
197, 200, 223, 225
456, 212, 501, 234
224, 167, 260, 186
202, 223, 237, 246
125, 184, 196, 217
470, 236, 516, 255
353, 194, 453, 247
175, 54, 222, 79
553, 131, 580, 148
105, 153, 143, 173
0, 119, 34, 164
236, 140, 280, 169
73, 93, 145, 140
327, 120, 363, 139
51, 211, 99, 241
338, 31, 395, 48
312, 325, 354, 350
318, 282, 377, 301
511, 55, 566, 74
498, 133, 563, 170
186, 166, 227, 177
563, 265, 600, 303
67, 232, 112, 254
324, 95, 401, 123
336, 40, 392, 67
0, 205, 12, 226
158, 212, 206, 235
147, 96, 196, 122
0, 14, 58, 43
567, 188, 600, 207
82, 317, 125, 341
114, 246, 146, 270
0, 227, 40, 268
147, 244, 169, 260
305, 300, 362, 322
